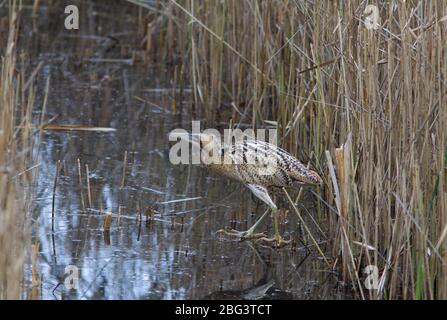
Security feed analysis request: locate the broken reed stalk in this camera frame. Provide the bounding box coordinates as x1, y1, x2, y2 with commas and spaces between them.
103, 211, 112, 246
333, 136, 354, 281
103, 212, 112, 232
85, 164, 92, 209
121, 151, 128, 189
325, 150, 365, 298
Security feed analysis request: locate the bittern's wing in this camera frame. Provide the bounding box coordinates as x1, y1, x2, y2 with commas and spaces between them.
239, 139, 322, 185
246, 184, 277, 209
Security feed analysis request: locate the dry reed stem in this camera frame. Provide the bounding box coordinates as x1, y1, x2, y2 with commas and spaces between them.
0, 0, 32, 299
121, 150, 128, 189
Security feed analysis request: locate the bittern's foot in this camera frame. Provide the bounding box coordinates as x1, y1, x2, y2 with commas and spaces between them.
216, 228, 266, 241
258, 234, 291, 248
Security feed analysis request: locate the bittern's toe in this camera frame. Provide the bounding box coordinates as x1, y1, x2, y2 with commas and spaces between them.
258, 235, 291, 248
216, 228, 266, 241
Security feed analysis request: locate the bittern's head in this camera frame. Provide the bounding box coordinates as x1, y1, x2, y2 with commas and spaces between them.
305, 170, 323, 185
288, 161, 323, 186
177, 132, 223, 164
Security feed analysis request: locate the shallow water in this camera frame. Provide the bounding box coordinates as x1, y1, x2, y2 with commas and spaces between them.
15, 1, 350, 300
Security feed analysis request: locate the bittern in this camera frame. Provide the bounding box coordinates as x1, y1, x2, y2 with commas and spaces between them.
182, 132, 322, 247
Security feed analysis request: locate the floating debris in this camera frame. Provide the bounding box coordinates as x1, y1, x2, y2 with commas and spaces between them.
41, 124, 116, 132
158, 196, 202, 205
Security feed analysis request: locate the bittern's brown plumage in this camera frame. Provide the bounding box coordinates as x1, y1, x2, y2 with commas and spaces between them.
186, 132, 322, 247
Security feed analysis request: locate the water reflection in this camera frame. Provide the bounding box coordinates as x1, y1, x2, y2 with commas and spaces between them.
18, 0, 350, 300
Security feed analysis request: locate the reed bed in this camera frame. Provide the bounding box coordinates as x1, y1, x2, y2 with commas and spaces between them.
134, 0, 447, 299
0, 1, 35, 299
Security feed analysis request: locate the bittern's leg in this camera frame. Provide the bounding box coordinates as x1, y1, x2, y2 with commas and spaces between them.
259, 208, 291, 248
216, 208, 270, 240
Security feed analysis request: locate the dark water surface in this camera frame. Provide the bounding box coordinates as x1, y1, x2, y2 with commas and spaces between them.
15, 1, 349, 300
